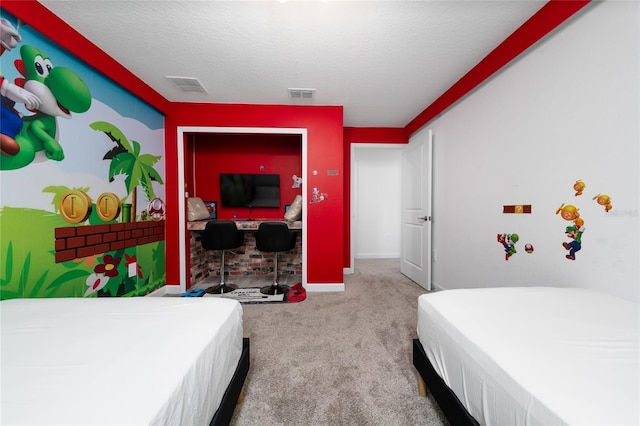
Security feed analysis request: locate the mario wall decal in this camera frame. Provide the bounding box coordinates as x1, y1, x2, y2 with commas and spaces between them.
498, 204, 534, 260
310, 187, 327, 204
0, 19, 42, 157
497, 233, 519, 260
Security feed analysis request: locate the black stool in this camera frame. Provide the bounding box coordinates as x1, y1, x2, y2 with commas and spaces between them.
255, 222, 297, 295
201, 221, 244, 294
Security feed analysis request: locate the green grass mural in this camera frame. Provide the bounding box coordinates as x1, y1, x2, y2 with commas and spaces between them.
0, 206, 165, 300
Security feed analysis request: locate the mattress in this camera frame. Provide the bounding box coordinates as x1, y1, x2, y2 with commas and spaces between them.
1, 297, 244, 426
417, 287, 640, 426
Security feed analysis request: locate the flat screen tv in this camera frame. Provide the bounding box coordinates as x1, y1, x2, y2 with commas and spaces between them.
220, 173, 281, 208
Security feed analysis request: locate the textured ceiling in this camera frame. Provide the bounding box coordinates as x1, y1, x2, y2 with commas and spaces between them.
39, 1, 545, 127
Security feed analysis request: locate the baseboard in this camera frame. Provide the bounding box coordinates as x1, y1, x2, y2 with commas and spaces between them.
304, 282, 345, 292
431, 281, 443, 292
148, 283, 345, 295
147, 285, 182, 297
355, 254, 400, 259
343, 267, 354, 275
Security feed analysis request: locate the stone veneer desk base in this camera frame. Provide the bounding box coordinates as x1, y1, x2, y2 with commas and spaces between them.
188, 219, 302, 287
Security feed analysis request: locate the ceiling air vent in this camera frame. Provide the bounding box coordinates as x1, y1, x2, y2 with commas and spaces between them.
288, 88, 315, 100
166, 76, 208, 94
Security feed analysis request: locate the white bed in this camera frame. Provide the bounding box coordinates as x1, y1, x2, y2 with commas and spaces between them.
415, 287, 640, 426
1, 297, 247, 426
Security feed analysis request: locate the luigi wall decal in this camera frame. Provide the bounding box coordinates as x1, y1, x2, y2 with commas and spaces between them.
563, 225, 584, 261
557, 179, 615, 261
556, 203, 585, 261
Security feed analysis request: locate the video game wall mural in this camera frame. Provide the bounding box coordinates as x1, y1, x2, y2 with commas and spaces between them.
496, 179, 615, 263
556, 180, 612, 262
0, 12, 166, 299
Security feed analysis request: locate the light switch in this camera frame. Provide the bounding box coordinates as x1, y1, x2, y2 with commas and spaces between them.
128, 262, 137, 278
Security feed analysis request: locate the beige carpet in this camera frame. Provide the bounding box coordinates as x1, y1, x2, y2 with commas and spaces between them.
229, 258, 448, 425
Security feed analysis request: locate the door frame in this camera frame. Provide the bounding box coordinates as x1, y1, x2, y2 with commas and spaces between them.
177, 126, 308, 293
349, 143, 404, 274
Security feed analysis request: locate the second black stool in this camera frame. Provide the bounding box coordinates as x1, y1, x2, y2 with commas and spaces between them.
255, 222, 297, 295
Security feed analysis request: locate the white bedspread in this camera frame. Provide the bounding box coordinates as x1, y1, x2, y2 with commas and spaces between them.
417, 287, 640, 426
1, 297, 243, 426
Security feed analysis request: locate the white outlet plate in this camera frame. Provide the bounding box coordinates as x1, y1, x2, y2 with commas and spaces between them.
128, 262, 137, 277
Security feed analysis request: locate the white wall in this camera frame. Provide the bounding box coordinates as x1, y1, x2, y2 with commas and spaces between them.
423, 1, 639, 301
352, 146, 402, 259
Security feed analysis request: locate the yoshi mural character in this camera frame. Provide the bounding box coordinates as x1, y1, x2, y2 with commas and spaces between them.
0, 44, 91, 170
0, 19, 41, 156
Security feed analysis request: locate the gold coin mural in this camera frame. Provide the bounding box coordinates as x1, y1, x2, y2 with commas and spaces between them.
96, 192, 121, 222
60, 190, 92, 224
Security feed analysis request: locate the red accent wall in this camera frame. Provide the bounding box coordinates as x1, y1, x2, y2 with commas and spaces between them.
165, 103, 344, 286
189, 133, 302, 220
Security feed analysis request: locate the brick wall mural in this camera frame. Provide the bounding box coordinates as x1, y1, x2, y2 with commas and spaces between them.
55, 221, 165, 263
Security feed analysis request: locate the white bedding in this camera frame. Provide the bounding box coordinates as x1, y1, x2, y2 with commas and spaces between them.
417, 287, 639, 426
1, 297, 243, 426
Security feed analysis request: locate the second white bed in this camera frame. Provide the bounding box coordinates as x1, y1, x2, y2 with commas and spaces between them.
417, 287, 639, 426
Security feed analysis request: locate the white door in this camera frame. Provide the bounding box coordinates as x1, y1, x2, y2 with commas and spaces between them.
400, 129, 433, 290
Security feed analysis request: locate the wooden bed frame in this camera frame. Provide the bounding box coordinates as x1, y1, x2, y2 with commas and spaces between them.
210, 337, 250, 426
412, 338, 480, 426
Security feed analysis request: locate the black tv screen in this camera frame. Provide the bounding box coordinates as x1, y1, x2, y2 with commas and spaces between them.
220, 173, 281, 208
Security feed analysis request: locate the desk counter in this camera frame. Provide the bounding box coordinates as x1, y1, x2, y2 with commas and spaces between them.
187, 219, 302, 231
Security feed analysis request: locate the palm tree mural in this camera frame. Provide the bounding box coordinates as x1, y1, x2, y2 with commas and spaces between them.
90, 122, 163, 221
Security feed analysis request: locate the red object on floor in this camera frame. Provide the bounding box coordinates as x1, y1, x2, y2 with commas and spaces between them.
286, 283, 306, 303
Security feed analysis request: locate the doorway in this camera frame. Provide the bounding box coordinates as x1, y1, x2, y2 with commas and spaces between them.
350, 144, 403, 273
176, 126, 308, 293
